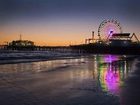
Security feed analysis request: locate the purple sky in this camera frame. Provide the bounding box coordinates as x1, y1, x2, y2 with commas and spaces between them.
0, 0, 140, 45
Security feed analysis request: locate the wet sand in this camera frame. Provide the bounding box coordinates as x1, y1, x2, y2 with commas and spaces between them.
120, 58, 140, 105
0, 55, 138, 105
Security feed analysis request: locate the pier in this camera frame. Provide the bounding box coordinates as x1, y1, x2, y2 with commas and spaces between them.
1, 19, 140, 55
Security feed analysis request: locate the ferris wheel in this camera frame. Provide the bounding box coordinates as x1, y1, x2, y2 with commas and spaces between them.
98, 19, 123, 41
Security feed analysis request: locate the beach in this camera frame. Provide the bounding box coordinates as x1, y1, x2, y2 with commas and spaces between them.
0, 54, 139, 105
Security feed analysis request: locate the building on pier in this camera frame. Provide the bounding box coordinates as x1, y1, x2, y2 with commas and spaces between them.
9, 34, 34, 47
108, 33, 131, 46
9, 40, 34, 47
108, 33, 139, 46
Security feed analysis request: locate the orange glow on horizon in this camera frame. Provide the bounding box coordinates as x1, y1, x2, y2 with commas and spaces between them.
1, 21, 139, 46
0, 33, 86, 46
0, 19, 98, 46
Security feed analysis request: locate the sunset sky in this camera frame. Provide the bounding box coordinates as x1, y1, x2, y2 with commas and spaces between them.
0, 0, 140, 46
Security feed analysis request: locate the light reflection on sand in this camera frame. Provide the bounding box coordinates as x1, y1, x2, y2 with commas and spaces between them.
0, 55, 135, 105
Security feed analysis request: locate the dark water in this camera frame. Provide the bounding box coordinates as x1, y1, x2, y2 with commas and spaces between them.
0, 55, 138, 105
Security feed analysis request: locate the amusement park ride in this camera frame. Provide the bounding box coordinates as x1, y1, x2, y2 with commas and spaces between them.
2, 19, 140, 54
85, 19, 139, 45
71, 19, 140, 54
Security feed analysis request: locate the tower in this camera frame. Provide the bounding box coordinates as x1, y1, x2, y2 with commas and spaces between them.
20, 34, 22, 41
92, 31, 94, 40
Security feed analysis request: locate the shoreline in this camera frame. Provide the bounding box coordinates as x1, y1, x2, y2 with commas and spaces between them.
0, 53, 139, 105
0, 50, 82, 64
0, 56, 82, 65
0, 50, 139, 65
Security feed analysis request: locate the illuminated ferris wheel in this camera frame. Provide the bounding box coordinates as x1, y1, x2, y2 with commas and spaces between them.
98, 19, 123, 41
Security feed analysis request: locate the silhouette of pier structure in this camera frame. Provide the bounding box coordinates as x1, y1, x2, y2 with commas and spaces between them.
70, 19, 140, 54
0, 35, 75, 53
1, 19, 140, 54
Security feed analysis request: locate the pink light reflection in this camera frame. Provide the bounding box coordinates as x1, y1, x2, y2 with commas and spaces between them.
104, 66, 120, 94
104, 55, 118, 63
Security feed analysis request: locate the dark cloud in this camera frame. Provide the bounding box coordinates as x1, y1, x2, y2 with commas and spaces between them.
120, 0, 140, 14
0, 0, 140, 24
0, 0, 119, 17
0, 0, 48, 19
